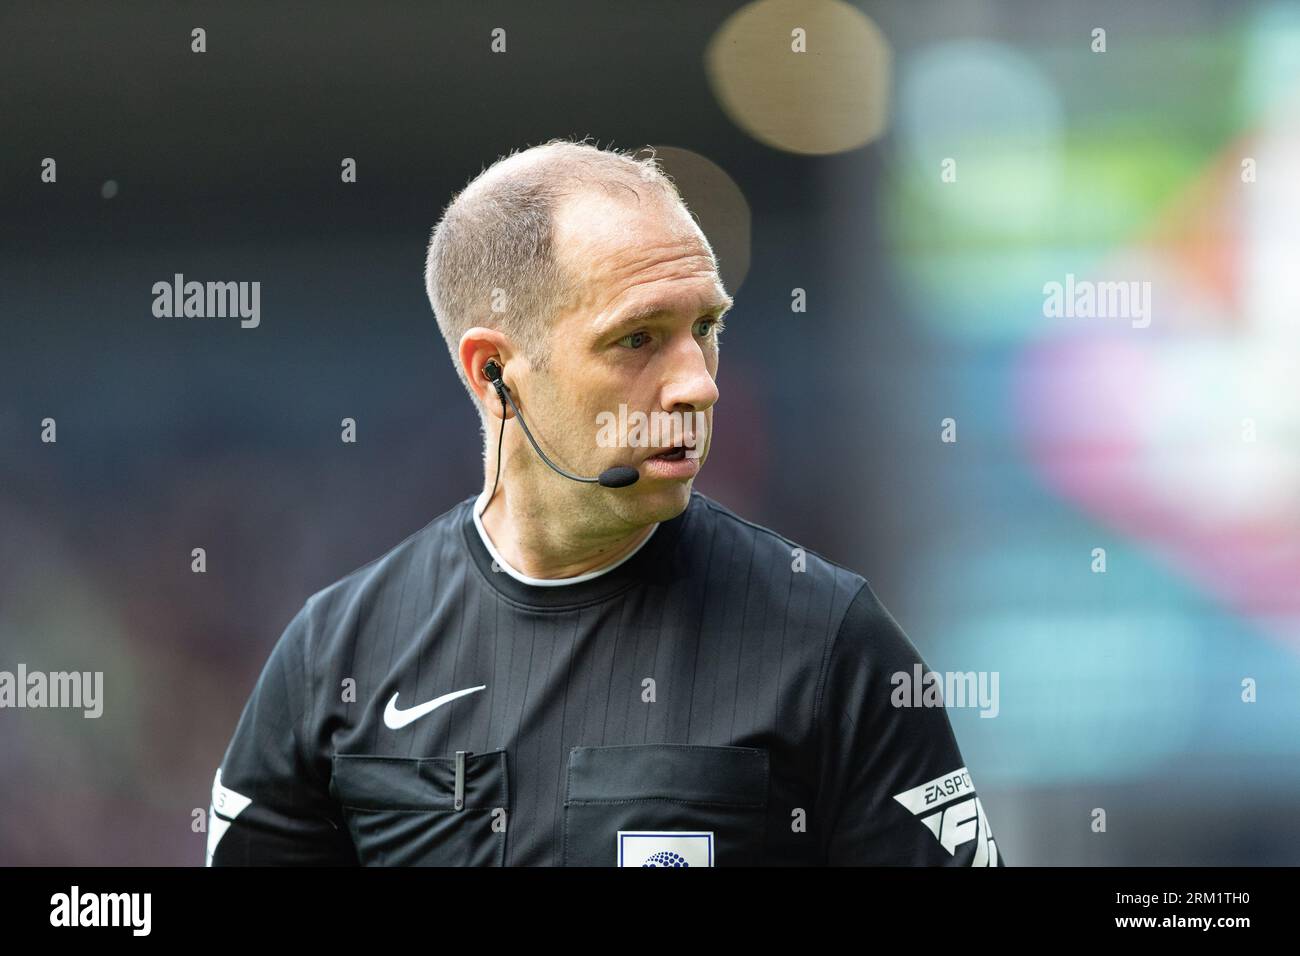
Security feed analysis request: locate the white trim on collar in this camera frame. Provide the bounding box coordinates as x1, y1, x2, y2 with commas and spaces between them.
472, 490, 660, 587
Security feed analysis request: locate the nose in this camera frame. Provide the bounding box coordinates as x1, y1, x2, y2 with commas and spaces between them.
659, 334, 719, 414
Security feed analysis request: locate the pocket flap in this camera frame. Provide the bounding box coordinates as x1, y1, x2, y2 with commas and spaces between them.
567, 744, 768, 806
331, 751, 508, 811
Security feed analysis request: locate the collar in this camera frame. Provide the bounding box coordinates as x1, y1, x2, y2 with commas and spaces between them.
459, 491, 695, 609
471, 489, 659, 587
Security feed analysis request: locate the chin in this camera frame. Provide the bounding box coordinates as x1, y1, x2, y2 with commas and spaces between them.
619, 480, 693, 526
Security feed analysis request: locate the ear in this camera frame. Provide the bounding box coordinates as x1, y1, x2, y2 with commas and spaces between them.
459, 327, 513, 421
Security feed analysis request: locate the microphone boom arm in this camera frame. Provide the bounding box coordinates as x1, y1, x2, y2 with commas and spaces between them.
490, 373, 597, 484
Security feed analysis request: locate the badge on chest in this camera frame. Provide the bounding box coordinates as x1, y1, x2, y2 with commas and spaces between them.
617, 831, 715, 866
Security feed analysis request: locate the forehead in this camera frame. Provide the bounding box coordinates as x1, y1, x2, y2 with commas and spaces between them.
553, 189, 726, 319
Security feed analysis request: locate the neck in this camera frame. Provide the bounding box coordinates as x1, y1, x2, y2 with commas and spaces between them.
478, 483, 655, 580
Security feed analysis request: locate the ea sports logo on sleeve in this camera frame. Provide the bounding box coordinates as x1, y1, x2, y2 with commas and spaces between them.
892, 767, 999, 866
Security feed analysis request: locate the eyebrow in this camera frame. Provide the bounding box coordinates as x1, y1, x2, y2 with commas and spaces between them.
596, 293, 734, 337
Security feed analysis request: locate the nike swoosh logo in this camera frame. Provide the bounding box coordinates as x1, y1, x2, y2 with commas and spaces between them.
383, 685, 487, 730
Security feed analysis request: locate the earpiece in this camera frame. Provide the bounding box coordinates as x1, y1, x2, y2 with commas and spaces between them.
477, 356, 638, 523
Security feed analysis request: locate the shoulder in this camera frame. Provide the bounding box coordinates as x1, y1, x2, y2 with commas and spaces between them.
685, 495, 920, 656
682, 493, 919, 700
296, 495, 474, 634
685, 491, 871, 622
688, 492, 866, 585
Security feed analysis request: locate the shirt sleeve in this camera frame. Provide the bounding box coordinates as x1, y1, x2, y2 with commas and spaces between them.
206, 600, 358, 866
812, 581, 1005, 866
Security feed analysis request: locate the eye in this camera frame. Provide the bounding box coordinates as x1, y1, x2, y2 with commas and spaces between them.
695, 316, 724, 338
617, 330, 651, 349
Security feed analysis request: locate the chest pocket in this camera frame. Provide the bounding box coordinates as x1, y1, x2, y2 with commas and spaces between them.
562, 744, 769, 867
330, 750, 509, 866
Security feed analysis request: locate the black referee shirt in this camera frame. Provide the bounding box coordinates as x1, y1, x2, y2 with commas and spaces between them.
207, 491, 1003, 866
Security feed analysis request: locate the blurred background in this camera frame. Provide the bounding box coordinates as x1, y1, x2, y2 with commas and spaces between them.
2, 0, 1298, 865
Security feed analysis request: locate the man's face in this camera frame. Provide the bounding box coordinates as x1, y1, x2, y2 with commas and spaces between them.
526, 189, 731, 528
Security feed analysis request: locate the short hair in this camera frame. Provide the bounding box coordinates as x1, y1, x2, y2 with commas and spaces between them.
423, 137, 687, 416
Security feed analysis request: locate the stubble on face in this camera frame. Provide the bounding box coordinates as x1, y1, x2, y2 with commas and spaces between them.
532, 189, 726, 532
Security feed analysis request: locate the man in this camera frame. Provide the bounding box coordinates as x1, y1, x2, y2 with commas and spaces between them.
207, 138, 1003, 866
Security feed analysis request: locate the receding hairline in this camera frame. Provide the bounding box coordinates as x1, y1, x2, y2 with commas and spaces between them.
423, 138, 711, 425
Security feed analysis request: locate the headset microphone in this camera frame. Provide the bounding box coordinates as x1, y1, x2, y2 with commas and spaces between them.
482, 360, 640, 505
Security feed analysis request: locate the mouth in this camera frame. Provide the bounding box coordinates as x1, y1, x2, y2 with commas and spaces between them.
638, 440, 702, 480
645, 445, 688, 462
